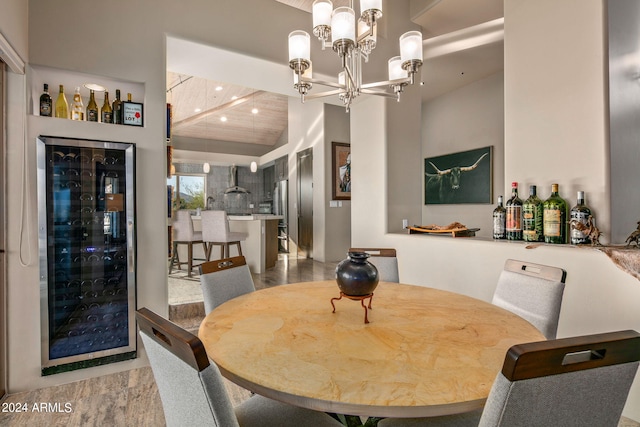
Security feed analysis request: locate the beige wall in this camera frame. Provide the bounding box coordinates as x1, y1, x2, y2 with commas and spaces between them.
422, 72, 504, 238
352, 0, 640, 421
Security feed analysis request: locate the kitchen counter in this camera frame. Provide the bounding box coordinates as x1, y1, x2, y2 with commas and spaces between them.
228, 214, 284, 221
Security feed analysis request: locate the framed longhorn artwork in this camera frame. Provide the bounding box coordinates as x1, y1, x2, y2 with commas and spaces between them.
424, 146, 493, 205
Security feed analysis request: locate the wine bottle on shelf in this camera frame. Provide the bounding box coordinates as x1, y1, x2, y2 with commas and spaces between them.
39, 83, 52, 117
493, 195, 506, 240
506, 182, 523, 240
127, 93, 132, 102
543, 183, 568, 244
101, 91, 113, 123
570, 191, 592, 245
70, 87, 84, 121
112, 89, 123, 124
54, 85, 69, 119
86, 90, 99, 122
522, 185, 543, 242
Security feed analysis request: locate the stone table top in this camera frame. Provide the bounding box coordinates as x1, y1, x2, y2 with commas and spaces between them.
198, 281, 544, 418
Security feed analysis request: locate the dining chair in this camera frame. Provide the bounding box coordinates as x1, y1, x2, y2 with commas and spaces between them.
169, 210, 207, 277
136, 308, 343, 427
199, 255, 255, 314
349, 248, 399, 283
491, 259, 567, 339
201, 210, 248, 261
378, 329, 640, 427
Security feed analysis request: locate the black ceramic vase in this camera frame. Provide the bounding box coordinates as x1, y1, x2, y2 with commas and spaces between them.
335, 252, 379, 296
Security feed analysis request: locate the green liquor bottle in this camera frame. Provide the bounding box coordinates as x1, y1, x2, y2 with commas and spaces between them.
506, 182, 523, 240
543, 183, 568, 244
523, 185, 543, 242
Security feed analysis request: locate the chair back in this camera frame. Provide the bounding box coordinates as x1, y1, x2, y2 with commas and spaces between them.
349, 248, 399, 283
172, 210, 196, 241
199, 256, 255, 314
136, 308, 239, 427
479, 330, 640, 427
201, 210, 230, 242
492, 259, 566, 339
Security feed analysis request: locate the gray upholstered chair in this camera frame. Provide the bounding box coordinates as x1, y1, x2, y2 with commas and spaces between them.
169, 210, 207, 277
378, 330, 640, 427
492, 259, 566, 339
201, 210, 247, 261
199, 256, 255, 314
349, 248, 399, 283
137, 308, 343, 427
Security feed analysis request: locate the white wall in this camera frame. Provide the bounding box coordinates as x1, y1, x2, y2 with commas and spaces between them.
422, 72, 504, 238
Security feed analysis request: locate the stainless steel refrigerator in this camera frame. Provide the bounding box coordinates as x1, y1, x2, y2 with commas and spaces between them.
37, 136, 136, 375
273, 179, 289, 253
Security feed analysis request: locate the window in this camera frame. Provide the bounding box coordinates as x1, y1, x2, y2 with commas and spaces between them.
167, 173, 206, 210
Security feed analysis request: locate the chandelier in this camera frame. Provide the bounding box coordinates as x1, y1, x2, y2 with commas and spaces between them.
288, 0, 423, 112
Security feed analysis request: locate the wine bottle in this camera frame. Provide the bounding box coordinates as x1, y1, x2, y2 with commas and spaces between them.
570, 191, 592, 245
493, 195, 506, 240
101, 91, 113, 123
86, 90, 99, 122
39, 83, 52, 117
127, 92, 132, 102
522, 185, 543, 242
506, 182, 523, 240
70, 86, 84, 121
54, 85, 69, 119
543, 183, 568, 244
112, 89, 123, 124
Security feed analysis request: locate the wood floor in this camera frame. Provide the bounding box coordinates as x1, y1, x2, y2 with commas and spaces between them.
1, 256, 638, 426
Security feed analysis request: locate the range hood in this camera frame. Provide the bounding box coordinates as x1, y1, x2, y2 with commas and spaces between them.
224, 165, 250, 194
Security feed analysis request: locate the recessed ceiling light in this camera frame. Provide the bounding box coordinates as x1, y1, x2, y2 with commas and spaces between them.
220, 116, 227, 122
231, 95, 238, 100
251, 108, 259, 114
215, 86, 223, 91
83, 83, 106, 92
194, 108, 202, 113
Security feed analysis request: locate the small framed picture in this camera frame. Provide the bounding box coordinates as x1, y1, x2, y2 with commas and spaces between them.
122, 101, 144, 127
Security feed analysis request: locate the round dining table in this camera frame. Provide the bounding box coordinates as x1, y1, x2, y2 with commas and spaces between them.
198, 280, 544, 418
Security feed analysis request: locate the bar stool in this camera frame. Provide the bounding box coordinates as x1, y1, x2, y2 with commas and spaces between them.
168, 210, 207, 277
201, 210, 247, 261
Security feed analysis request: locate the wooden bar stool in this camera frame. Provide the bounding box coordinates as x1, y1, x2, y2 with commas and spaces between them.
201, 210, 247, 261
168, 210, 207, 277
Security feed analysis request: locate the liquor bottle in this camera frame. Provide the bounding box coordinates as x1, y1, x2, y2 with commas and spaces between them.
505, 182, 523, 240
127, 92, 132, 102
70, 87, 84, 121
39, 83, 52, 117
570, 191, 592, 245
112, 89, 123, 124
543, 183, 568, 244
522, 185, 543, 242
101, 91, 113, 123
492, 195, 506, 240
86, 90, 99, 122
54, 85, 69, 119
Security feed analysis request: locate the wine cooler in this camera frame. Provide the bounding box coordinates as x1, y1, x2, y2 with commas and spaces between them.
37, 136, 136, 375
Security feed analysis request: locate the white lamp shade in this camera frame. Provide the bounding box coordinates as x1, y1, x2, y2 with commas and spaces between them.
388, 56, 407, 80
360, 0, 382, 14
288, 30, 311, 62
313, 0, 333, 28
203, 162, 210, 174
400, 31, 423, 62
331, 7, 355, 43
250, 161, 258, 173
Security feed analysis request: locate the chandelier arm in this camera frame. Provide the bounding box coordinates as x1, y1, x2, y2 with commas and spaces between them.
361, 77, 412, 90
303, 88, 346, 101
299, 77, 345, 90
360, 88, 397, 99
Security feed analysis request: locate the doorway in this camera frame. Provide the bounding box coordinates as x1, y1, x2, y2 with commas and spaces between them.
297, 148, 313, 258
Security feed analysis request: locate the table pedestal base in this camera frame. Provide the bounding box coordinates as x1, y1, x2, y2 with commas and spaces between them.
331, 292, 374, 324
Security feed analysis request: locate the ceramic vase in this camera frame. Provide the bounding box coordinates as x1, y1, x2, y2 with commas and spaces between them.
335, 252, 379, 296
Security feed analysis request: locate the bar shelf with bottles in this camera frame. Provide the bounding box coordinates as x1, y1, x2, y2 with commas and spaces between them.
493, 182, 595, 246
37, 136, 136, 375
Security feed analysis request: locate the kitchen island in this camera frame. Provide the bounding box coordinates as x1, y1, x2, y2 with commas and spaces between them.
227, 214, 283, 273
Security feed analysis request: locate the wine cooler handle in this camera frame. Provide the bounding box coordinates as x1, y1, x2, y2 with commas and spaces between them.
127, 220, 135, 272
